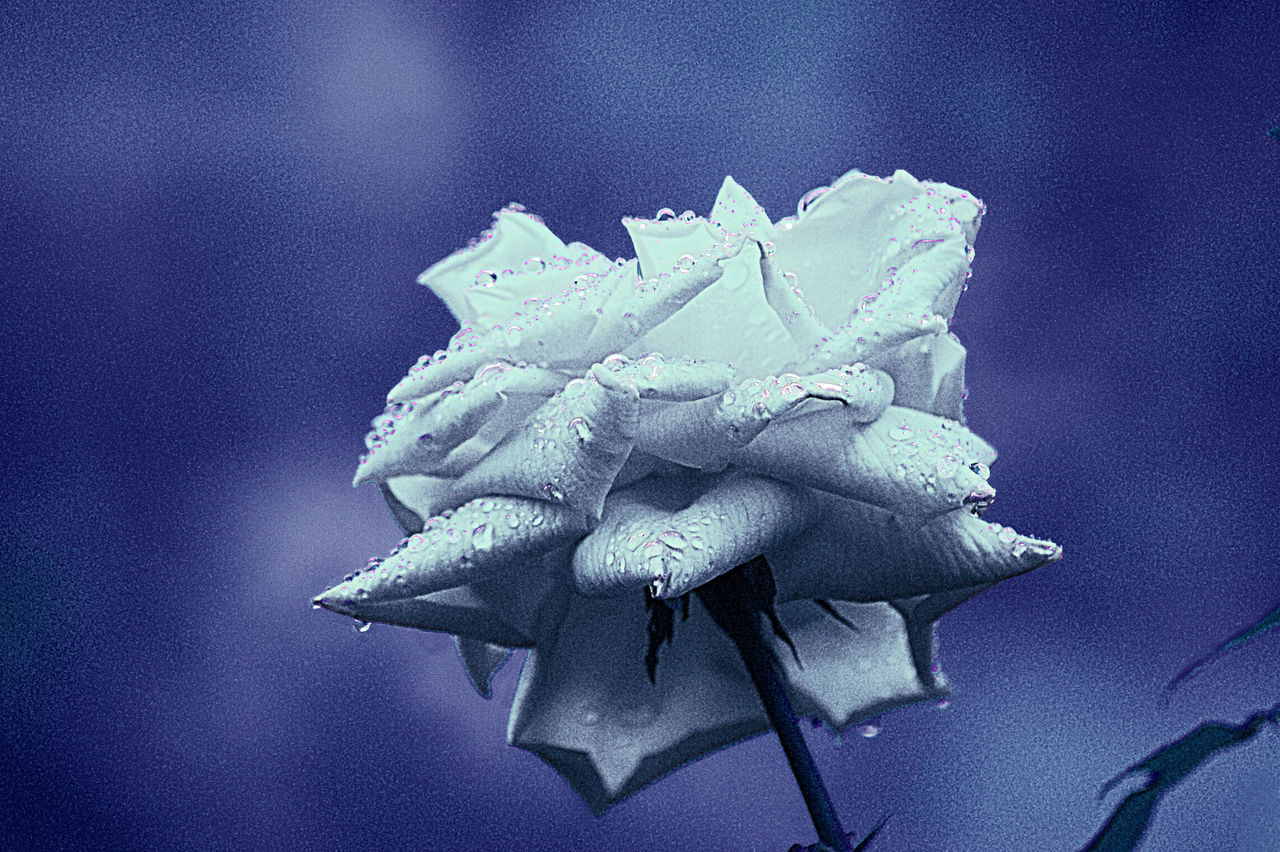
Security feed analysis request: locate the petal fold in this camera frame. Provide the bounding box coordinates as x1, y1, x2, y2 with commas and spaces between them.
452, 366, 638, 518
358, 362, 566, 484
573, 473, 815, 599
635, 365, 893, 470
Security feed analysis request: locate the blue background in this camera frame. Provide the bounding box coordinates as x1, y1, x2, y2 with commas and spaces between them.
5, 1, 1280, 849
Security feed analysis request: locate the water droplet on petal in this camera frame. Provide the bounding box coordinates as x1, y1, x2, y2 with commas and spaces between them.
542, 483, 565, 502
657, 530, 686, 550
655, 207, 676, 221
355, 620, 372, 633
890, 425, 914, 440
762, 241, 777, 256
856, 722, 881, 738
569, 417, 592, 446
969, 461, 991, 480
474, 269, 498, 288
472, 523, 494, 551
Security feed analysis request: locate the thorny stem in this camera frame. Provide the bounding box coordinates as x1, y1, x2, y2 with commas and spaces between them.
695, 556, 854, 852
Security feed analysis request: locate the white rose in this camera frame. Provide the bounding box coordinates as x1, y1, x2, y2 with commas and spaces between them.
315, 168, 1061, 813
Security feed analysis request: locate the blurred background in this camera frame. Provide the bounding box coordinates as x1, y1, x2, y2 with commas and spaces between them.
4, 1, 1279, 849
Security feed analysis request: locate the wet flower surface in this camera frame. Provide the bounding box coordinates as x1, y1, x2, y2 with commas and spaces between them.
314, 169, 1062, 813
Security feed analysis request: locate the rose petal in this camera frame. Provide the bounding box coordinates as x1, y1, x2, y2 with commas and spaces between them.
622, 205, 802, 378
756, 239, 833, 352
312, 496, 589, 607
707, 175, 775, 242
387, 267, 623, 402
453, 636, 512, 699
573, 473, 815, 598
872, 332, 968, 421
581, 252, 739, 360
769, 169, 981, 331
506, 590, 769, 814
771, 599, 943, 730
418, 203, 614, 324
768, 493, 1062, 603
598, 352, 736, 401
314, 546, 573, 647
358, 362, 566, 484
634, 366, 894, 470
730, 405, 996, 520
452, 366, 638, 518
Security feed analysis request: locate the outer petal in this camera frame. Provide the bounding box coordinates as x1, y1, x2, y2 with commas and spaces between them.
452, 366, 639, 519
771, 599, 944, 731
506, 590, 770, 814
454, 636, 512, 699
730, 405, 997, 520
768, 493, 1061, 603
312, 550, 571, 648
418, 203, 614, 325
312, 496, 589, 607
573, 473, 817, 599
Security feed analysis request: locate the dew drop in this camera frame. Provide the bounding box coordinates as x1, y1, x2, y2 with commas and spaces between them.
889, 424, 914, 440
542, 482, 565, 502
569, 416, 592, 446
935, 455, 960, 479
407, 533, 428, 552
657, 530, 686, 551
505, 514, 520, 529
472, 523, 494, 551
799, 186, 830, 214
997, 527, 1018, 544
655, 207, 677, 221
354, 620, 372, 633
675, 254, 696, 273
969, 461, 991, 480
856, 722, 881, 738
474, 269, 498, 288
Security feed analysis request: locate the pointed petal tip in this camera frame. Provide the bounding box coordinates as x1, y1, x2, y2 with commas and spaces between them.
312, 590, 352, 616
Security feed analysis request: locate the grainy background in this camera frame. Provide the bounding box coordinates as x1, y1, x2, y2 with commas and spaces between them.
5, 1, 1279, 849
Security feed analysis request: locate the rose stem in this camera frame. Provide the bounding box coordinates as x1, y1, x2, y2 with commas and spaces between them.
696, 557, 854, 852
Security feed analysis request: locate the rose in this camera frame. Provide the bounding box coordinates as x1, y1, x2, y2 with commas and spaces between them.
314, 169, 1061, 817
